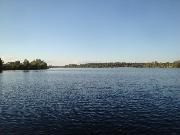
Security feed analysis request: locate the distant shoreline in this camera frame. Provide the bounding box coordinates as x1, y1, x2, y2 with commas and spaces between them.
50, 61, 180, 68
50, 67, 180, 69
1, 59, 180, 71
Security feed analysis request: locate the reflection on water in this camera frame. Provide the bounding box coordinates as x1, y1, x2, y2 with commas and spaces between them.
0, 68, 180, 135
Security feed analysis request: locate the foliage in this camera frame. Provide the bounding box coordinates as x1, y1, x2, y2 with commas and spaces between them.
2, 58, 48, 70
173, 61, 180, 68
1, 57, 180, 70
23, 59, 30, 69
0, 58, 3, 71
64, 61, 180, 68
30, 59, 48, 69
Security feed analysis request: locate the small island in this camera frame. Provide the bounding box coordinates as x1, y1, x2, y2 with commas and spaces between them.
0, 58, 48, 71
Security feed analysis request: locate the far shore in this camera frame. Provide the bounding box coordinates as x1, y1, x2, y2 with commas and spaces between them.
52, 61, 180, 68
1, 59, 180, 71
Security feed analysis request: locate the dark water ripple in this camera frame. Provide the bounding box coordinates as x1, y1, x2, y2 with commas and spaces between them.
0, 68, 180, 135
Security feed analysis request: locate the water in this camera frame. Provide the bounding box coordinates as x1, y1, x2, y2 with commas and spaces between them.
0, 68, 180, 135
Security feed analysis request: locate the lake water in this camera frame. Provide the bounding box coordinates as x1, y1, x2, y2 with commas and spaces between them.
0, 68, 180, 135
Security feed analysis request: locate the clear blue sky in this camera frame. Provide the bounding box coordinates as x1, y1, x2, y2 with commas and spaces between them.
0, 0, 180, 65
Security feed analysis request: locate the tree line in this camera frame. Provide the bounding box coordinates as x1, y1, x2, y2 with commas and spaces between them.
1, 58, 180, 70
0, 58, 48, 70
64, 61, 180, 68
0, 58, 3, 71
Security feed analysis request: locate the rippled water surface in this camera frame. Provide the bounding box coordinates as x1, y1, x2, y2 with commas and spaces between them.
0, 68, 180, 135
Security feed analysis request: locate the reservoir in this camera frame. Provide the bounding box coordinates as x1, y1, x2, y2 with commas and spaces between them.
0, 68, 180, 134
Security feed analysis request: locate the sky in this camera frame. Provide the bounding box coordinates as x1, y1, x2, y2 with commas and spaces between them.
0, 0, 180, 65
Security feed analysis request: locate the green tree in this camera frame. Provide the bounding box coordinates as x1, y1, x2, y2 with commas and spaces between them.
3, 59, 48, 70
23, 59, 30, 69
30, 59, 48, 69
0, 58, 3, 71
174, 60, 180, 68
